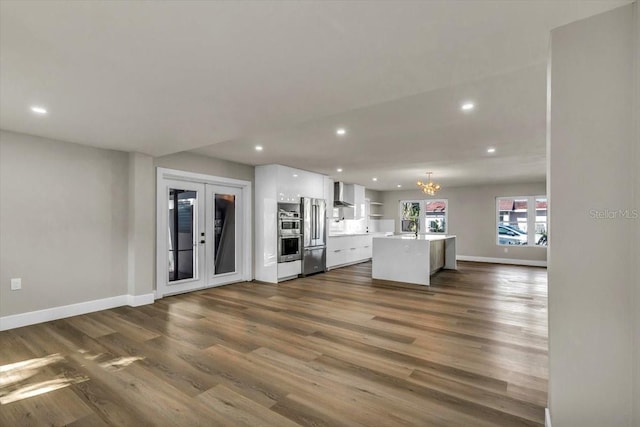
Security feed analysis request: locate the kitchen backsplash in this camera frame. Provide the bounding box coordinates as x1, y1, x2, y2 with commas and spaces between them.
329, 218, 394, 235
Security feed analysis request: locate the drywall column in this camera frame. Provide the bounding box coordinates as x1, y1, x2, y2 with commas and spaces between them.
634, 2, 640, 425
548, 4, 638, 426
127, 152, 155, 303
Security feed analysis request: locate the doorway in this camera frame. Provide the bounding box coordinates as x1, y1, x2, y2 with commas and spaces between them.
156, 168, 252, 298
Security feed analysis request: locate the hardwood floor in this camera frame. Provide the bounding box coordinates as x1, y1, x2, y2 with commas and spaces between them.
0, 261, 548, 426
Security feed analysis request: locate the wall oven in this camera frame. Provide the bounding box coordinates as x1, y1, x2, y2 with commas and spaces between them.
278, 234, 302, 262
278, 203, 302, 262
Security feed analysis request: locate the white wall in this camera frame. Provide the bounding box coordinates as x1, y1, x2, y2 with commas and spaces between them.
548, 4, 638, 426
0, 135, 257, 324
0, 130, 129, 316
633, 3, 640, 424
380, 182, 547, 263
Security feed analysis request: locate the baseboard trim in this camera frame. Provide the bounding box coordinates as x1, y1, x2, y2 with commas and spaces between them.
545, 407, 551, 427
457, 255, 547, 267
327, 258, 372, 271
127, 293, 155, 307
0, 293, 155, 331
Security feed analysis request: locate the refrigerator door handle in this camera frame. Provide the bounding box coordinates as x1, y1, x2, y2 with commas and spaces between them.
314, 204, 319, 240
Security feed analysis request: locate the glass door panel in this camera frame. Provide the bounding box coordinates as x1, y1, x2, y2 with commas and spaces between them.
214, 193, 236, 275
168, 189, 197, 281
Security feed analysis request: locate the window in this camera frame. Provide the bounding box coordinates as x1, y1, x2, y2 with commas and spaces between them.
534, 197, 548, 246
496, 196, 547, 246
399, 199, 448, 234
400, 201, 421, 233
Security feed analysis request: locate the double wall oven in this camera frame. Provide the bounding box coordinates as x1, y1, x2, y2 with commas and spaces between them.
278, 204, 302, 262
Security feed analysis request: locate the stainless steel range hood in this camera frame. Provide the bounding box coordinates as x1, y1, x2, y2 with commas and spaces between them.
333, 182, 354, 207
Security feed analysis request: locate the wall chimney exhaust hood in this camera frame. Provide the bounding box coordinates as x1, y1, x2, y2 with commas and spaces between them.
333, 182, 354, 207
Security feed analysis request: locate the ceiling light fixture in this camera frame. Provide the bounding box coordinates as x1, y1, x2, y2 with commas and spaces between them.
30, 106, 47, 115
417, 172, 441, 196
336, 128, 346, 136
372, 177, 378, 182
336, 168, 343, 172
461, 102, 475, 112
397, 184, 402, 188
255, 145, 263, 151
487, 147, 496, 153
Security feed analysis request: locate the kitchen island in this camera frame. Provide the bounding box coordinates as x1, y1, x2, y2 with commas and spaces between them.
372, 234, 457, 286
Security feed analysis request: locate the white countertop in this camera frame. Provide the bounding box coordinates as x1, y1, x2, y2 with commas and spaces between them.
329, 232, 388, 237
374, 234, 456, 241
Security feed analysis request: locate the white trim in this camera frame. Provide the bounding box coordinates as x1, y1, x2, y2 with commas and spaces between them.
0, 293, 155, 331
327, 258, 372, 271
545, 408, 552, 427
457, 255, 547, 267
127, 293, 155, 307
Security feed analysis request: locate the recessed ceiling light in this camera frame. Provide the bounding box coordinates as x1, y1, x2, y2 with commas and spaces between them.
487, 147, 496, 153
397, 184, 402, 188
336, 168, 343, 172
293, 174, 298, 178
255, 145, 263, 151
372, 177, 378, 182
336, 128, 346, 136
30, 106, 47, 115
461, 102, 475, 112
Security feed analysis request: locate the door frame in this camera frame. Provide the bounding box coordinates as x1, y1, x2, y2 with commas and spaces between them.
156, 167, 253, 299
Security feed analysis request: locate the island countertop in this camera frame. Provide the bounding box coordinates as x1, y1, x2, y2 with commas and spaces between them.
374, 234, 456, 241
329, 232, 388, 237
372, 234, 457, 286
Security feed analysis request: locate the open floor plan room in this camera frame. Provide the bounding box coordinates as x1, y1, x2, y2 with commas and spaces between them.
1, 1, 638, 425
0, 262, 547, 426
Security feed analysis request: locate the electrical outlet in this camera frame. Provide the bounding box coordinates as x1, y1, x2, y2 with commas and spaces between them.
10, 278, 21, 290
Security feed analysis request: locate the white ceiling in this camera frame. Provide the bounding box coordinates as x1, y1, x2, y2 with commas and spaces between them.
0, 0, 630, 189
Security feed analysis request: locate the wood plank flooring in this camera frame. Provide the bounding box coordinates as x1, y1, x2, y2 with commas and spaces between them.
0, 261, 548, 426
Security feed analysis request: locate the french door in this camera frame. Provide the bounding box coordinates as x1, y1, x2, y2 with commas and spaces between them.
206, 185, 244, 287
164, 180, 206, 294
157, 171, 249, 298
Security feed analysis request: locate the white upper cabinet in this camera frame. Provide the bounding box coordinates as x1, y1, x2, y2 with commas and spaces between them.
275, 165, 324, 202
323, 176, 334, 204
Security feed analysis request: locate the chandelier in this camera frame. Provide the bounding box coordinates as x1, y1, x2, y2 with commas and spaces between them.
416, 172, 441, 195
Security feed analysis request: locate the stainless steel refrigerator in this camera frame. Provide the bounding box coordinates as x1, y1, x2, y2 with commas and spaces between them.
300, 197, 326, 276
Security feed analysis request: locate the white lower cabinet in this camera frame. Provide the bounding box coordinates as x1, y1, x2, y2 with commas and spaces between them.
278, 260, 301, 281
327, 235, 374, 269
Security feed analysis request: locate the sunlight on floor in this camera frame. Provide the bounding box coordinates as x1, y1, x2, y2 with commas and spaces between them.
100, 356, 145, 372
0, 376, 89, 405
0, 351, 145, 405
